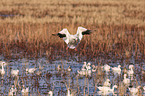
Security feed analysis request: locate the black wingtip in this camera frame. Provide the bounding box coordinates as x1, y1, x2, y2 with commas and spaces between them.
82, 30, 92, 35
52, 33, 66, 38
57, 33, 66, 38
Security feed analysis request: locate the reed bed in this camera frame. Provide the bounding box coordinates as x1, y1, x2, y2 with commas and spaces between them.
0, 23, 144, 60
0, 0, 144, 60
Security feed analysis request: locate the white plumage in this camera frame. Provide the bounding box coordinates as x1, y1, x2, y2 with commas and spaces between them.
11, 69, 19, 76
112, 65, 121, 75
143, 86, 145, 91
0, 62, 5, 76
77, 62, 92, 76
103, 79, 111, 87
103, 64, 111, 74
92, 65, 97, 72
26, 68, 36, 74
127, 65, 134, 80
52, 27, 92, 49
123, 74, 130, 86
0, 61, 7, 66
67, 88, 72, 96
8, 85, 17, 96
128, 86, 140, 96
97, 85, 117, 93
48, 91, 53, 96
21, 85, 29, 95
67, 66, 72, 72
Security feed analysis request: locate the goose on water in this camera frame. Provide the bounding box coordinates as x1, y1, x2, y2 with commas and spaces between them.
112, 65, 121, 75
67, 66, 72, 72
11, 69, 19, 76
0, 61, 7, 66
8, 85, 17, 96
103, 79, 111, 87
21, 85, 29, 95
97, 85, 117, 93
143, 86, 145, 91
52, 27, 92, 50
123, 74, 130, 86
67, 88, 76, 96
48, 91, 53, 96
26, 68, 36, 74
128, 86, 140, 96
0, 62, 5, 76
67, 88, 72, 96
92, 65, 97, 72
127, 65, 134, 80
82, 62, 87, 68
102, 64, 110, 74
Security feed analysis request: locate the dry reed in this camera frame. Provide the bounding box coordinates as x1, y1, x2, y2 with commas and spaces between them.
0, 0, 144, 60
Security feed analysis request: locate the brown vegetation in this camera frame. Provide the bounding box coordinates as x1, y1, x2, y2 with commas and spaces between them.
0, 0, 144, 60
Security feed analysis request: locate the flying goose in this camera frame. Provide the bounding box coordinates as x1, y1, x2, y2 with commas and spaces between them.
52, 27, 92, 50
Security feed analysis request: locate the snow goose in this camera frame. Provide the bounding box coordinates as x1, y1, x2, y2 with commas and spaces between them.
103, 64, 110, 74
26, 68, 36, 74
92, 64, 97, 72
97, 85, 117, 95
127, 65, 134, 80
103, 79, 111, 87
77, 70, 86, 76
21, 85, 29, 95
81, 62, 87, 71
52, 27, 92, 50
8, 85, 17, 96
79, 62, 87, 72
67, 88, 76, 96
86, 62, 92, 76
11, 69, 19, 76
128, 86, 140, 96
67, 88, 72, 96
97, 85, 117, 93
67, 66, 72, 72
57, 65, 61, 71
82, 62, 87, 69
123, 74, 130, 86
86, 62, 91, 70
0, 62, 5, 76
0, 61, 7, 66
112, 65, 121, 75
48, 90, 53, 96
77, 62, 87, 76
143, 86, 145, 91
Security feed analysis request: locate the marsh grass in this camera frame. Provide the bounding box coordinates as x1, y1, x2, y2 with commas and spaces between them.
0, 0, 144, 60
0, 23, 144, 60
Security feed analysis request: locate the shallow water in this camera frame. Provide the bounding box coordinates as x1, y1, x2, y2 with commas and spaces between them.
0, 55, 145, 96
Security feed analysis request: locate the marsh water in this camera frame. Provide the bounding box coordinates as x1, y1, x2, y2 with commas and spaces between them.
0, 54, 145, 96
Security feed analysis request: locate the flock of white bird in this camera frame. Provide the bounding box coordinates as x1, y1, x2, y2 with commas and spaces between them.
0, 61, 36, 95
0, 61, 74, 96
0, 60, 145, 96
76, 62, 145, 96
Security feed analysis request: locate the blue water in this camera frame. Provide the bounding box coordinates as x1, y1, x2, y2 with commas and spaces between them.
0, 55, 145, 96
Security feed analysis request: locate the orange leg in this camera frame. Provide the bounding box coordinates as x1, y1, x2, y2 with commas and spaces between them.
75, 48, 77, 51
66, 47, 68, 50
